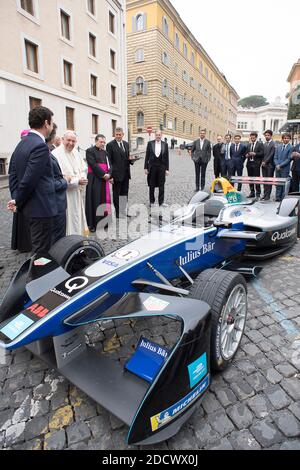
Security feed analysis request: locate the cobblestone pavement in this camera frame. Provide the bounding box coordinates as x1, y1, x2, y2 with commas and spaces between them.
0, 150, 299, 450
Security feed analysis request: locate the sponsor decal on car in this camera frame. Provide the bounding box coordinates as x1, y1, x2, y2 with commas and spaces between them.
143, 296, 170, 312
188, 353, 207, 388
27, 303, 50, 319
112, 249, 140, 261
0, 314, 34, 340
271, 227, 296, 243
50, 288, 71, 301
34, 257, 52, 267
179, 242, 215, 266
226, 192, 242, 205
150, 375, 209, 432
65, 276, 89, 294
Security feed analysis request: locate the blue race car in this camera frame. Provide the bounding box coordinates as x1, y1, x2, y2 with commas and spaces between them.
0, 206, 265, 445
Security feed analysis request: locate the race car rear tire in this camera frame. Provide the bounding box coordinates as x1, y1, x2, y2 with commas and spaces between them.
189, 269, 247, 372
49, 235, 105, 275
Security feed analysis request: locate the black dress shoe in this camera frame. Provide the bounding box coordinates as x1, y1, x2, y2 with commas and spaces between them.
247, 193, 255, 198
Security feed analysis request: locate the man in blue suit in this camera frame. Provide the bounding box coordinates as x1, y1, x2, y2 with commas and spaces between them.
291, 143, 300, 193
274, 133, 293, 201
8, 106, 57, 254
230, 135, 247, 191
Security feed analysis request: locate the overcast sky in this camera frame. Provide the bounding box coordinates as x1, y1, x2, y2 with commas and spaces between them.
171, 0, 299, 103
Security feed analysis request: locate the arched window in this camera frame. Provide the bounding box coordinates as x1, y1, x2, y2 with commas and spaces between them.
135, 49, 144, 62
136, 76, 144, 94
162, 79, 169, 97
199, 61, 203, 74
136, 14, 144, 31
175, 32, 180, 50
163, 113, 167, 128
191, 52, 195, 66
162, 16, 169, 36
183, 43, 188, 58
137, 111, 144, 127
162, 51, 169, 66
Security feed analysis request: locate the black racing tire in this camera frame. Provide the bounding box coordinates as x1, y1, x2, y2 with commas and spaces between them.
49, 235, 105, 275
189, 269, 247, 372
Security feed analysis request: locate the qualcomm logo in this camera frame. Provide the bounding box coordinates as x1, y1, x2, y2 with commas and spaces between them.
271, 227, 296, 243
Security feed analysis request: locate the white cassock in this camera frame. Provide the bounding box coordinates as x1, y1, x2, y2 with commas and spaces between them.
53, 145, 88, 236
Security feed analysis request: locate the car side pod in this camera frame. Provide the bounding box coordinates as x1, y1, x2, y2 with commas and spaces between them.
59, 293, 211, 446
217, 228, 266, 242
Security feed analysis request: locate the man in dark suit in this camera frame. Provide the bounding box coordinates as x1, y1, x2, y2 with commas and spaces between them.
189, 129, 211, 191
106, 127, 133, 218
291, 143, 300, 193
144, 130, 169, 206
230, 135, 247, 191
245, 132, 264, 199
8, 106, 57, 254
261, 130, 276, 200
220, 134, 233, 179
46, 124, 68, 244
274, 133, 293, 201
212, 135, 223, 178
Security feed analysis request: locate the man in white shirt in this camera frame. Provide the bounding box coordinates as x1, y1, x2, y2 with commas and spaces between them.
145, 130, 169, 206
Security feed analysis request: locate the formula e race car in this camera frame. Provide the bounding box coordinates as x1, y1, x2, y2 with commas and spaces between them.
0, 192, 289, 445
187, 176, 300, 260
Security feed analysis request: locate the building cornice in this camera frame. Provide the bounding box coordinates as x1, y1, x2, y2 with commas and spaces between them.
0, 69, 123, 117
287, 60, 300, 82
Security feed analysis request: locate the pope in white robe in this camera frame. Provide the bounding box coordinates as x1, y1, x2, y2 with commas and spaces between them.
53, 131, 89, 236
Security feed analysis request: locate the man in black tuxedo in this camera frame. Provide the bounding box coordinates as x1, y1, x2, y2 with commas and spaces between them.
245, 132, 264, 199
144, 130, 169, 206
261, 130, 276, 200
189, 129, 211, 191
8, 106, 57, 254
106, 127, 133, 218
212, 135, 223, 178
230, 135, 247, 191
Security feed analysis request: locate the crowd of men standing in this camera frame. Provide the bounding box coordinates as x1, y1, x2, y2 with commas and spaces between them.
190, 128, 300, 201
6, 107, 170, 255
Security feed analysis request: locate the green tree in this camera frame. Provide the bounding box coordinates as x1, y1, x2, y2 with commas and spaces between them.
238, 95, 269, 108
288, 86, 300, 119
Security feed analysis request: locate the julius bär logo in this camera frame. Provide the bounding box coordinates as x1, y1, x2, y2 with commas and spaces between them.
27, 303, 49, 318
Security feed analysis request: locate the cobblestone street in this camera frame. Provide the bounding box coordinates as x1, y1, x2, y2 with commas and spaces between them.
0, 150, 299, 450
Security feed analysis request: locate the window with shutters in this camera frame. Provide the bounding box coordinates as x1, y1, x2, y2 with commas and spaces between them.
110, 49, 116, 70
109, 11, 115, 34
25, 39, 39, 73
137, 111, 144, 127
90, 74, 97, 97
87, 0, 95, 16
135, 49, 144, 62
60, 10, 71, 41
111, 85, 117, 104
66, 107, 75, 130
21, 0, 34, 15
89, 33, 97, 58
92, 114, 99, 134
63, 60, 73, 87
29, 96, 42, 109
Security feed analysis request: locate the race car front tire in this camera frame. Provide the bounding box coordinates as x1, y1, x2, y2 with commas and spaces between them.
189, 269, 247, 372
49, 235, 105, 274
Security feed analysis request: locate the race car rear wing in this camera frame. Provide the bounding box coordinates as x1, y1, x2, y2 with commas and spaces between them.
230, 177, 290, 195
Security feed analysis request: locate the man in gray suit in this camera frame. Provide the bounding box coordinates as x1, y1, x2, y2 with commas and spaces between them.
261, 130, 276, 200
189, 129, 212, 191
